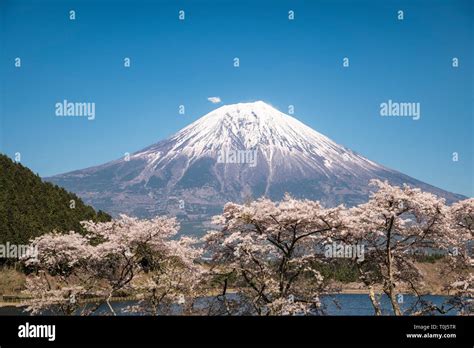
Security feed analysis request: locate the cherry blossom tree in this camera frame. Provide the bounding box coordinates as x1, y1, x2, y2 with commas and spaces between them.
126, 236, 205, 315
23, 231, 91, 276
21, 231, 99, 315
22, 215, 202, 315
203, 195, 345, 315
343, 180, 448, 315
441, 198, 473, 315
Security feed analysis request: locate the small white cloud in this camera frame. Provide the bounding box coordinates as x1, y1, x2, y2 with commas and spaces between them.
207, 97, 221, 104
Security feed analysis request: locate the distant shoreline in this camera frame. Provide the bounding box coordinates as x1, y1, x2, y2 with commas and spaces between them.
0, 289, 451, 309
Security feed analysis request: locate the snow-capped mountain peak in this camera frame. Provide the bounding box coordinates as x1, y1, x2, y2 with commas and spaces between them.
49, 101, 464, 218
134, 101, 381, 176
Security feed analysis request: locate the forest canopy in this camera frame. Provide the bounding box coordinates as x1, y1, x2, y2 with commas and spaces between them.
0, 154, 111, 248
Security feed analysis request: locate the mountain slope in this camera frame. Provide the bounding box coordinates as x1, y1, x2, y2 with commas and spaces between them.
0, 154, 111, 246
48, 101, 465, 219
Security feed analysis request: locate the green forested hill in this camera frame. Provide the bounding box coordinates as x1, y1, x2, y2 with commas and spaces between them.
0, 154, 111, 246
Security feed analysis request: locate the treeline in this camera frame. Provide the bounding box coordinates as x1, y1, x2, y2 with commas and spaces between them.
0, 154, 111, 249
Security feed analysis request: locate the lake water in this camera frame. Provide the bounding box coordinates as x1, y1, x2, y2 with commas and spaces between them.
322, 293, 457, 315
0, 293, 459, 316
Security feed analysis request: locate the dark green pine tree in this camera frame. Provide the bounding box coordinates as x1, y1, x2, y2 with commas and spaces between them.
0, 154, 111, 250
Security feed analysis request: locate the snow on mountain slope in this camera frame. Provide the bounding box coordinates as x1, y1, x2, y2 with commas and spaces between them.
134, 101, 380, 178
48, 101, 465, 219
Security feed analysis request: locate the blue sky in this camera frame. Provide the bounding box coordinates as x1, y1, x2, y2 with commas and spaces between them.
1, 0, 472, 196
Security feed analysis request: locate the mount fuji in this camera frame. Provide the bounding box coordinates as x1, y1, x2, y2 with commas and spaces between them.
48, 101, 464, 219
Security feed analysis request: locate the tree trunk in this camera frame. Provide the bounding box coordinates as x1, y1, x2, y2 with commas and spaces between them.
386, 216, 402, 316
368, 286, 382, 316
